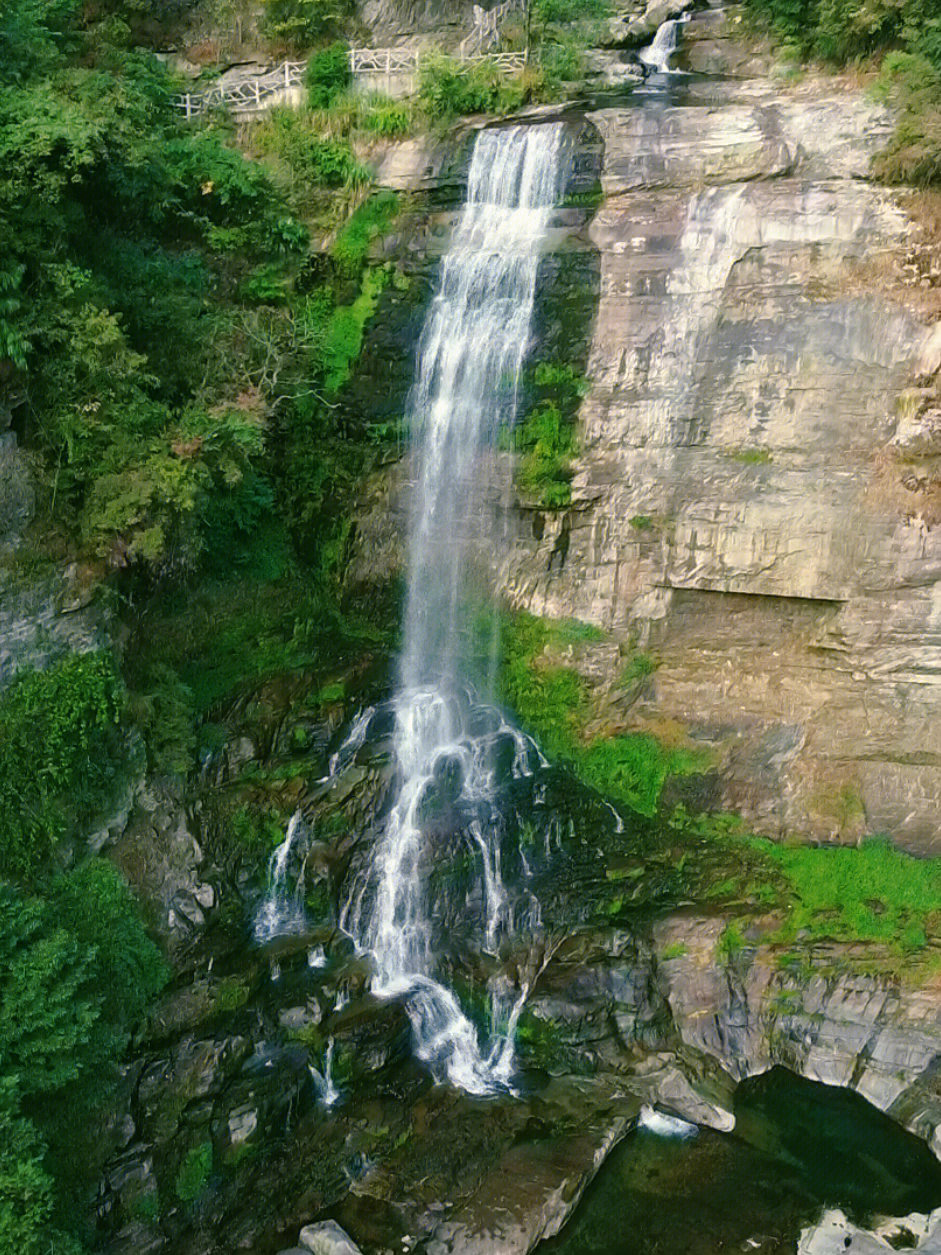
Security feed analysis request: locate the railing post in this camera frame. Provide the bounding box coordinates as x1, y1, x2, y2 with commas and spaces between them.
184, 92, 192, 120
254, 80, 261, 108
284, 60, 290, 89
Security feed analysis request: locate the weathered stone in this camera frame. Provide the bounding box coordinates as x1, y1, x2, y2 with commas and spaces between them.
298, 1219, 363, 1255
652, 915, 941, 1153
798, 1208, 941, 1254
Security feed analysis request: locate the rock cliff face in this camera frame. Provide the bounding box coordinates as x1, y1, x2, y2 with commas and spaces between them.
355, 10, 941, 854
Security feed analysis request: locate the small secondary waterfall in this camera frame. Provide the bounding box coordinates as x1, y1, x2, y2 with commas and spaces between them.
254, 810, 308, 943
345, 124, 567, 1093
639, 15, 689, 74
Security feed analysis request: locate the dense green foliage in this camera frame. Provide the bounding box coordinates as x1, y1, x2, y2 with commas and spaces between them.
741, 0, 941, 183
871, 52, 941, 185
758, 836, 941, 953
0, 0, 311, 574
0, 653, 125, 879
305, 39, 351, 107
260, 0, 353, 50
744, 0, 940, 66
0, 865, 166, 1250
513, 362, 589, 508
418, 54, 544, 121
496, 612, 709, 815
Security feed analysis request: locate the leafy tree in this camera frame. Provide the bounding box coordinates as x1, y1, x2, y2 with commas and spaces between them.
0, 653, 124, 880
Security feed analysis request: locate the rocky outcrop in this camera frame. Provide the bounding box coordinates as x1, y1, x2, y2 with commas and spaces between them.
0, 558, 109, 688
504, 24, 939, 853
360, 0, 483, 47
652, 914, 941, 1155
798, 1208, 941, 1254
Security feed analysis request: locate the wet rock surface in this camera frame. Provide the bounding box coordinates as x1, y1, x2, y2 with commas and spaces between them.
87, 677, 938, 1255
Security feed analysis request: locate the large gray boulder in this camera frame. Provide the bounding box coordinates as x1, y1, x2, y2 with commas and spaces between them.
298, 1220, 363, 1255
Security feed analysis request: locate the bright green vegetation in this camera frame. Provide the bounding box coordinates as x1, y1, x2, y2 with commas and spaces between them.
0, 863, 167, 1251
669, 808, 941, 971
323, 266, 391, 391
175, 1142, 213, 1203
514, 362, 590, 508
757, 836, 941, 955
744, 0, 939, 67
741, 0, 940, 185
497, 612, 710, 816
418, 54, 546, 122
871, 52, 941, 185
726, 447, 773, 465
0, 653, 126, 879
531, 0, 613, 89
331, 191, 399, 277
305, 39, 352, 107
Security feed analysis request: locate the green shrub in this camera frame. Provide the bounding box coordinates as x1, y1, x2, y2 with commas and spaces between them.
419, 55, 541, 121
255, 108, 370, 189
322, 266, 389, 392
331, 191, 399, 277
871, 52, 941, 185
717, 921, 746, 964
175, 1142, 212, 1203
514, 362, 590, 508
533, 0, 610, 19
260, 0, 352, 49
0, 653, 125, 879
756, 836, 941, 952
306, 40, 350, 108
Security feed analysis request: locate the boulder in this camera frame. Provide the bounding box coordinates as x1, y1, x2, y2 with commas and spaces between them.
298, 1220, 363, 1255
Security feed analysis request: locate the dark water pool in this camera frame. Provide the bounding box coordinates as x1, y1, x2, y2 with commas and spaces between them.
539, 1068, 941, 1255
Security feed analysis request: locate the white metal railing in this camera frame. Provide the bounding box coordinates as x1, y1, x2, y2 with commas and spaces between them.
173, 46, 529, 120
174, 60, 306, 119
348, 47, 528, 75
459, 0, 527, 58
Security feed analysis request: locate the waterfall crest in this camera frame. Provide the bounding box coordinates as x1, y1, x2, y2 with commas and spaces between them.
348, 124, 567, 1094
639, 15, 689, 74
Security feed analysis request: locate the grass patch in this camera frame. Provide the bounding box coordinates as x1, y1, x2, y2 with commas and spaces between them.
725, 447, 773, 465
496, 611, 709, 816
323, 266, 390, 394
513, 363, 590, 509
755, 836, 941, 955
175, 1142, 212, 1203
330, 191, 399, 277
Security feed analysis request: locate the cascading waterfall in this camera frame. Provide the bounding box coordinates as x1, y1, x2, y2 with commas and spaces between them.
343, 124, 568, 1094
254, 810, 308, 943
639, 14, 689, 74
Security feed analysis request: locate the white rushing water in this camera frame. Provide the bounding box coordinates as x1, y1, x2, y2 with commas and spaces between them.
344, 125, 567, 1094
254, 810, 308, 943
639, 15, 689, 74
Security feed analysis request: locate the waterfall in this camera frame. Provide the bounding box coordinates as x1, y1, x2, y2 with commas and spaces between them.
254, 810, 308, 942
639, 15, 689, 74
309, 1038, 340, 1108
345, 124, 567, 1094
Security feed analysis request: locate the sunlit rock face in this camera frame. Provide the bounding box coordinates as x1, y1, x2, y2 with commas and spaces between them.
487, 24, 941, 853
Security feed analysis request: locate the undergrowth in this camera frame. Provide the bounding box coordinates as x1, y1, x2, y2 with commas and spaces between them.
494, 611, 710, 816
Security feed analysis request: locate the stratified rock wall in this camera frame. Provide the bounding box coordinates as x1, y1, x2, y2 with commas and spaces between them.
490, 27, 941, 853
